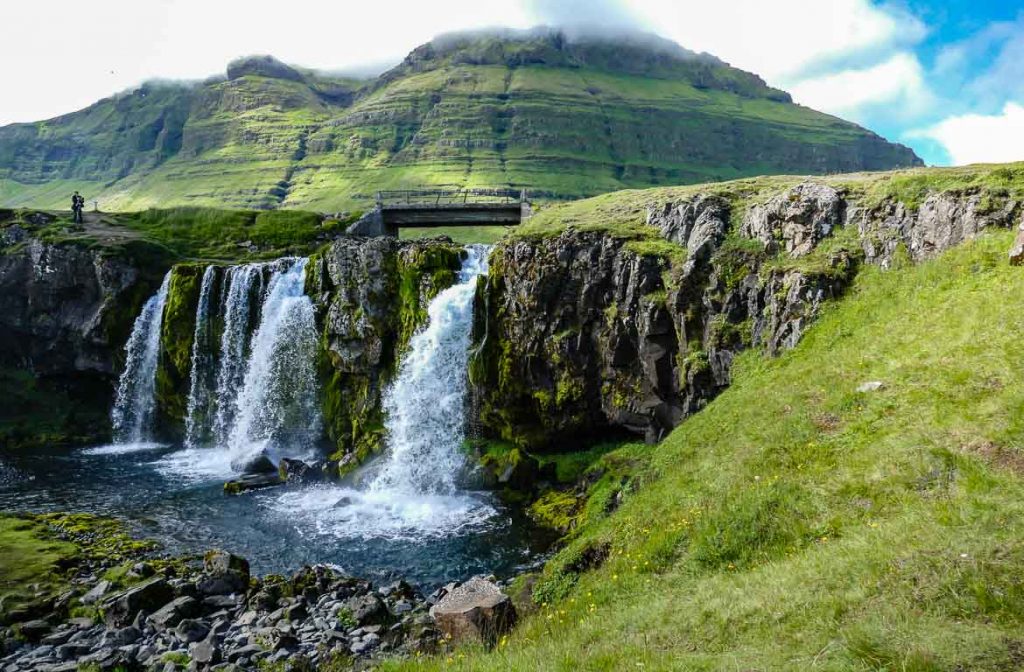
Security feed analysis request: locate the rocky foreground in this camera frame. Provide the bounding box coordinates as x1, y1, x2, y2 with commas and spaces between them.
0, 548, 516, 672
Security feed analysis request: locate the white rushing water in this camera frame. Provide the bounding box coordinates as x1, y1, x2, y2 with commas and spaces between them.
270, 245, 498, 539
211, 265, 260, 446
183, 265, 217, 449
227, 258, 321, 469
370, 246, 488, 494
110, 272, 172, 445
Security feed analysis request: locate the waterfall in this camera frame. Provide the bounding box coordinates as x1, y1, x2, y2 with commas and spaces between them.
227, 258, 321, 468
111, 272, 172, 444
183, 265, 218, 449
270, 245, 496, 539
370, 245, 489, 494
211, 265, 260, 446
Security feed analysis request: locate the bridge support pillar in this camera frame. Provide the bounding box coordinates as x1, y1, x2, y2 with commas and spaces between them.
345, 208, 387, 236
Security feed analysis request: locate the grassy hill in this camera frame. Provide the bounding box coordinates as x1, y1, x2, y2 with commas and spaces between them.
380, 229, 1024, 670
0, 29, 920, 212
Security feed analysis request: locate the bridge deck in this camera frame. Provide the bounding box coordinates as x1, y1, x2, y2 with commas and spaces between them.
376, 189, 529, 228
347, 189, 531, 236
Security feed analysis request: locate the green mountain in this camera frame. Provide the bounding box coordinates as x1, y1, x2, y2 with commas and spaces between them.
0, 29, 922, 212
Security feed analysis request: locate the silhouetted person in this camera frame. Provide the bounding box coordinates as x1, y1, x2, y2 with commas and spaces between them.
71, 191, 84, 223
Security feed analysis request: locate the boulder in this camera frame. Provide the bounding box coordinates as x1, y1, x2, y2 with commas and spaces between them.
150, 596, 200, 630
16, 618, 52, 642
80, 579, 112, 605
344, 594, 390, 626
223, 473, 285, 495
174, 618, 209, 643
189, 636, 221, 665
428, 578, 516, 646
1010, 218, 1024, 266
278, 458, 321, 483
101, 577, 174, 628
197, 551, 250, 596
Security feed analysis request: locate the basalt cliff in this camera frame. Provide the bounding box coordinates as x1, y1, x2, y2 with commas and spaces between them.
2, 165, 1022, 467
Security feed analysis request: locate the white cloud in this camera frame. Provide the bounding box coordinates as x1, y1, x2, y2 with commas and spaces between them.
914, 102, 1024, 166
627, 0, 924, 83
787, 52, 929, 119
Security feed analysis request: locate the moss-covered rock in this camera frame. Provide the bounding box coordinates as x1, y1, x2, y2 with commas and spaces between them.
309, 237, 463, 474
154, 264, 206, 434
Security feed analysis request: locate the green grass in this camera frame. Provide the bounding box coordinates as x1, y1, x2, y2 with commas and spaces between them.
0, 513, 160, 623
0, 517, 77, 618
384, 230, 1024, 670
399, 225, 512, 245
1, 206, 352, 264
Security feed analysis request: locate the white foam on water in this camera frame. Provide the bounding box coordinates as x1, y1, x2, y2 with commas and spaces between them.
151, 447, 237, 483
267, 484, 499, 542
83, 442, 168, 456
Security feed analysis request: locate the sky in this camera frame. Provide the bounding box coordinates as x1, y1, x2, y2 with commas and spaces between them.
3, 0, 1023, 166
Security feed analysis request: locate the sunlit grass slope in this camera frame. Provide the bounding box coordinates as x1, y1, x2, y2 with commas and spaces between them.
388, 230, 1024, 670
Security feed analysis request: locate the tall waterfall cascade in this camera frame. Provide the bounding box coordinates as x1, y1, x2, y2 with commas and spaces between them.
271, 245, 498, 540
370, 245, 488, 494
225, 258, 321, 468
111, 272, 172, 444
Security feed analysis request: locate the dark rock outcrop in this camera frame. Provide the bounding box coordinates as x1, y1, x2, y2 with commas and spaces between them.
858, 191, 1020, 266
0, 238, 162, 447
305, 236, 464, 470
471, 183, 1021, 449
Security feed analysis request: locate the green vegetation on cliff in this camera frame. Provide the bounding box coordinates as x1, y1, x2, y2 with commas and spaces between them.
517, 161, 1024, 241
387, 231, 1024, 670
0, 31, 919, 212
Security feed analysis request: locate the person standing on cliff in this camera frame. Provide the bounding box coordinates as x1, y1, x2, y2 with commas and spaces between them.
71, 191, 84, 223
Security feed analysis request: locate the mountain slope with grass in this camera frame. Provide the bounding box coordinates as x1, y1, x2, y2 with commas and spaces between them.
385, 229, 1024, 670
0, 30, 920, 212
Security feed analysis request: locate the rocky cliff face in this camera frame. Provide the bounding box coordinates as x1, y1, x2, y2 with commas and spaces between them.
0, 223, 164, 447
305, 237, 464, 470
471, 184, 1022, 449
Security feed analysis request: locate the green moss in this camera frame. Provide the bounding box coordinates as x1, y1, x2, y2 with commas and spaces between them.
155, 264, 206, 428
0, 513, 159, 624
528, 490, 581, 533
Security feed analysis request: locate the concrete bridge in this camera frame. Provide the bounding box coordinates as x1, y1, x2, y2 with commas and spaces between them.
347, 188, 531, 237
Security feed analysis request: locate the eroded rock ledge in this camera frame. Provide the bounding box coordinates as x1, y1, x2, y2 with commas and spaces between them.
470, 184, 1023, 448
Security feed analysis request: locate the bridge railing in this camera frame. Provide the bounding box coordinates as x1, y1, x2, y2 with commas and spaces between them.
376, 188, 526, 207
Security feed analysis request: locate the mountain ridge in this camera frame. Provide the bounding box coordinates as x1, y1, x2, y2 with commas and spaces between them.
0, 30, 922, 211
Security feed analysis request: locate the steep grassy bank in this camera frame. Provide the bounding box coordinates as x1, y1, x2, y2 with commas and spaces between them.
388, 231, 1024, 670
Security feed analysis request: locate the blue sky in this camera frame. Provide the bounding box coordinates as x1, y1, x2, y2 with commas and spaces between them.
850, 1, 1024, 164
4, 0, 1023, 166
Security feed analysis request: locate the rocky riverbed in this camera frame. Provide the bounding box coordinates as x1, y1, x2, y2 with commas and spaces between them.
0, 536, 516, 672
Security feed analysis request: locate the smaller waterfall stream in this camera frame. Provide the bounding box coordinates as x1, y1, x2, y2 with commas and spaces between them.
370, 247, 487, 494
110, 272, 172, 445
184, 266, 217, 449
